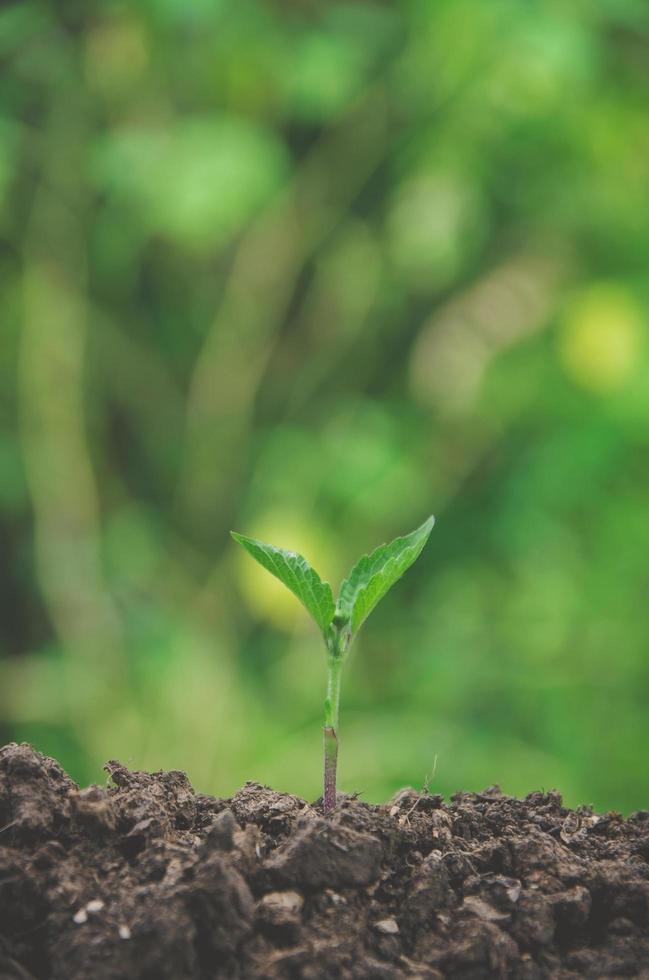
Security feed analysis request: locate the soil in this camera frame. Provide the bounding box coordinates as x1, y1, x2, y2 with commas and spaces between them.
1, 744, 649, 979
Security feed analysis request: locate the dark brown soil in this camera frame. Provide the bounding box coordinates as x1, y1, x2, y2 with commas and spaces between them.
1, 744, 649, 979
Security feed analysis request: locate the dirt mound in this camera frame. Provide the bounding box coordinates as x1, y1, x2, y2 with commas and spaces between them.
1, 742, 648, 979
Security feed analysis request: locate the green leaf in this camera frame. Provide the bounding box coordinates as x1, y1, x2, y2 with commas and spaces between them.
231, 531, 335, 634
337, 515, 435, 633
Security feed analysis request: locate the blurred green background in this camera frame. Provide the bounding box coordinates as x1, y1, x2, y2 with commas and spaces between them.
2, 0, 648, 813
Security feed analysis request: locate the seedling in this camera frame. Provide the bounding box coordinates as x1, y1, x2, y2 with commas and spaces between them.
232, 515, 435, 813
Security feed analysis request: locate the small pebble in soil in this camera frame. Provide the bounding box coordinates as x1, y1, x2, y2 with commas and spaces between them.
373, 918, 400, 934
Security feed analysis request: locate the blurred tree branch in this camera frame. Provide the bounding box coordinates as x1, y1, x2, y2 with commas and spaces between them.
179, 89, 389, 542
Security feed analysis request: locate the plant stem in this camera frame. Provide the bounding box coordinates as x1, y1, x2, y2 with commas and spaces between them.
323, 651, 343, 813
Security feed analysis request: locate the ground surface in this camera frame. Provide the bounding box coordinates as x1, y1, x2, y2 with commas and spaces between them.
1, 744, 649, 979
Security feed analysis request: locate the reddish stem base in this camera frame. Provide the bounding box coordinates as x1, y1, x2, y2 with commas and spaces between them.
323, 725, 338, 814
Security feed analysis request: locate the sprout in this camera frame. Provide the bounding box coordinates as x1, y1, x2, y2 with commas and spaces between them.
232, 515, 435, 812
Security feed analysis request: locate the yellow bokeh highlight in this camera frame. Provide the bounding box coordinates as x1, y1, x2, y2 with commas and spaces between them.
559, 284, 644, 393
234, 511, 336, 631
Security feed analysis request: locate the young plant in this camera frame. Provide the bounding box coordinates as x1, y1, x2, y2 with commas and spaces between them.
231, 515, 435, 813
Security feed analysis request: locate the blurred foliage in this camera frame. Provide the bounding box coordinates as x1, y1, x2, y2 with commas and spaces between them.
1, 0, 649, 813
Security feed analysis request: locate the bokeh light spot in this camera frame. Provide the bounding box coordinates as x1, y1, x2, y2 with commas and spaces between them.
559, 283, 644, 393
